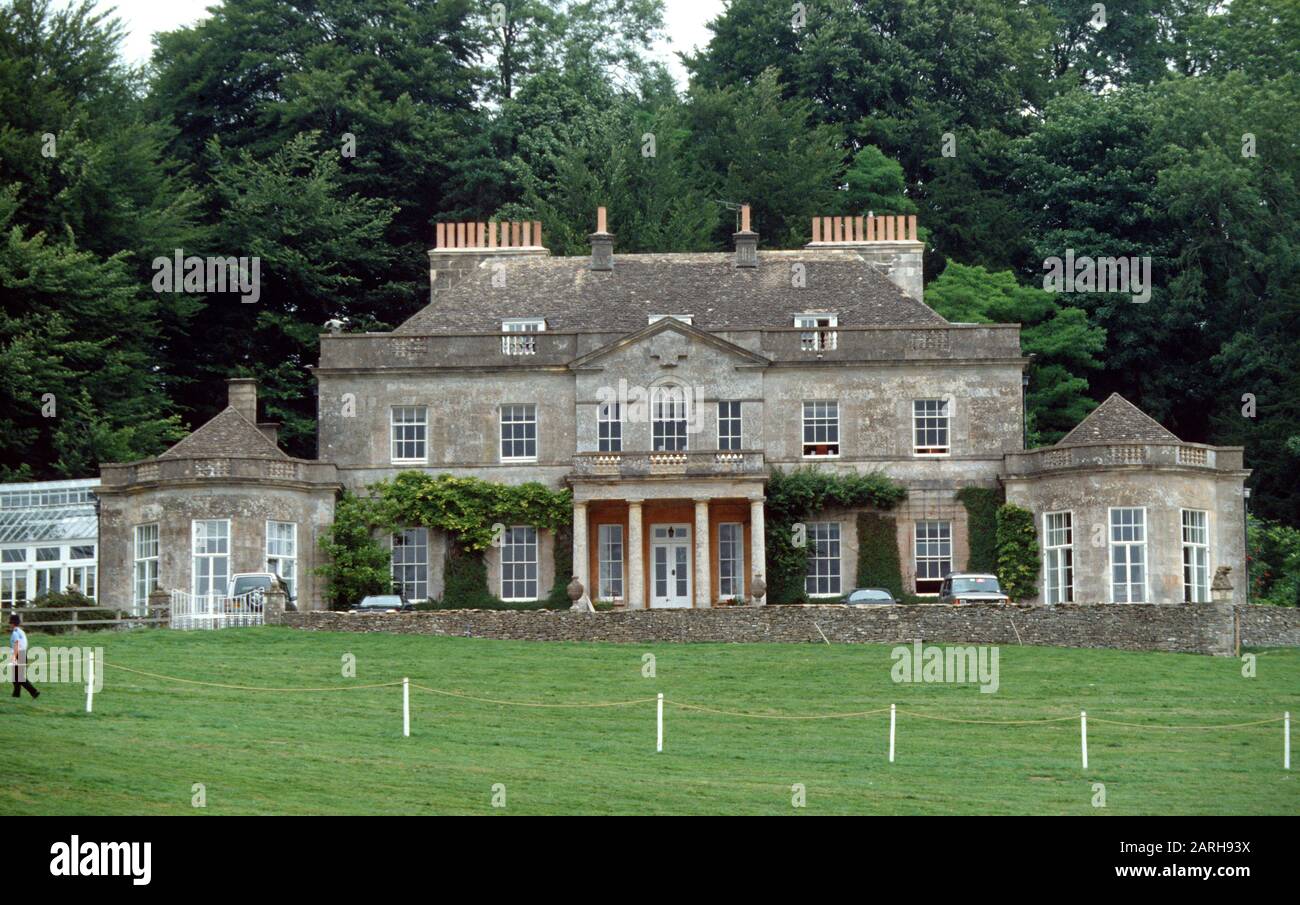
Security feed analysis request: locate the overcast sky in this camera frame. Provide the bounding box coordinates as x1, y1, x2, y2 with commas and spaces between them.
95, 0, 723, 87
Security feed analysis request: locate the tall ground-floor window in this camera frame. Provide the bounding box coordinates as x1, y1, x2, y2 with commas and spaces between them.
266, 521, 298, 600
597, 524, 624, 600
914, 521, 952, 595
1110, 507, 1146, 603
719, 522, 744, 598
1044, 511, 1074, 603
1181, 509, 1209, 602
1, 569, 26, 606
134, 524, 160, 613
501, 526, 538, 601
67, 564, 96, 599
392, 528, 428, 602
192, 519, 230, 599
805, 521, 841, 597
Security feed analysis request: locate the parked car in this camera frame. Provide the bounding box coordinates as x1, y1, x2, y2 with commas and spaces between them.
228, 572, 296, 611
845, 588, 896, 606
349, 594, 414, 613
939, 573, 1010, 605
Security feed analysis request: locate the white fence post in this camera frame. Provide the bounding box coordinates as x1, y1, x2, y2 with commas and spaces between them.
403, 678, 410, 738
889, 703, 896, 763
1286, 712, 1291, 771
656, 693, 664, 753
1081, 710, 1088, 770
85, 649, 94, 714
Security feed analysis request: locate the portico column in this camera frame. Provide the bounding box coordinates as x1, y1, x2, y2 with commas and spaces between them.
572, 500, 589, 598
626, 500, 644, 609
694, 498, 712, 608
750, 497, 767, 605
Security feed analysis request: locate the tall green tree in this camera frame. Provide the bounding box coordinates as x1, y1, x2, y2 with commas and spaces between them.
925, 262, 1105, 445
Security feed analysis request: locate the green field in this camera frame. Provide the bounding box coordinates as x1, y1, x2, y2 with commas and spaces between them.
4, 629, 1296, 815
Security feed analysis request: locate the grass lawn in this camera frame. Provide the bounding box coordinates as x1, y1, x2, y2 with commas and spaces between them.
3, 628, 1296, 815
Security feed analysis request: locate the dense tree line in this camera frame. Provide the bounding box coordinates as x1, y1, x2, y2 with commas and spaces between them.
1, 0, 1297, 553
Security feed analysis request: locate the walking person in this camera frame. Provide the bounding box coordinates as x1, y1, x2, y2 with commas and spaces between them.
10, 614, 38, 699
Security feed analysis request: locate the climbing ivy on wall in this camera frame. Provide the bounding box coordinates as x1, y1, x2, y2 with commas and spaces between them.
995, 503, 1040, 601
317, 473, 573, 609
764, 468, 907, 605
956, 486, 1003, 574
855, 511, 905, 601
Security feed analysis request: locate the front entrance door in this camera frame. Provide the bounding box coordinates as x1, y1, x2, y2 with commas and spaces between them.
650, 524, 691, 608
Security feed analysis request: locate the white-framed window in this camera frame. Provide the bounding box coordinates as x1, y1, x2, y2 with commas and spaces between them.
805, 521, 841, 597
652, 390, 689, 452
69, 545, 94, 560
133, 524, 160, 612
1043, 511, 1074, 604
502, 318, 545, 355
718, 401, 742, 450
915, 520, 952, 595
796, 314, 838, 351
391, 528, 428, 602
1, 569, 25, 606
68, 564, 96, 599
597, 524, 624, 600
913, 399, 950, 455
1109, 507, 1147, 603
192, 519, 230, 599
1, 548, 25, 564
648, 314, 693, 325
802, 401, 839, 457
267, 521, 298, 600
34, 565, 61, 598
598, 402, 622, 453
1181, 509, 1209, 603
501, 525, 538, 601
719, 522, 744, 598
390, 406, 428, 464
500, 404, 538, 461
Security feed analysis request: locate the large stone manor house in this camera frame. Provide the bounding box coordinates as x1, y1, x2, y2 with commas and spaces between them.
93, 208, 1249, 612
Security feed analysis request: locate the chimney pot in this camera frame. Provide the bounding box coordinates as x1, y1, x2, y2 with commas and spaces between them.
733, 203, 758, 269
226, 378, 258, 422
590, 207, 614, 271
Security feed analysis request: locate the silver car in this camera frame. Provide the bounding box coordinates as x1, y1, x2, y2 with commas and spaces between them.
939, 573, 1010, 605
845, 588, 896, 606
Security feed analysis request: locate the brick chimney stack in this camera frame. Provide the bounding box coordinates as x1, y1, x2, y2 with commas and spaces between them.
590, 206, 614, 272
226, 378, 258, 422
806, 213, 925, 300
733, 203, 758, 268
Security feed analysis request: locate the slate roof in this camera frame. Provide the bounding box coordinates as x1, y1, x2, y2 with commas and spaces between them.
396, 250, 948, 334
1056, 394, 1181, 446
158, 407, 289, 460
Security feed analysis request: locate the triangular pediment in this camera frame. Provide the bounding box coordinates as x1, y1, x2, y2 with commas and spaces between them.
569, 317, 770, 371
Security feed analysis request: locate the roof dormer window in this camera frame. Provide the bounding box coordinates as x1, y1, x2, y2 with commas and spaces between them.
795, 314, 837, 352
648, 314, 693, 325
501, 318, 545, 355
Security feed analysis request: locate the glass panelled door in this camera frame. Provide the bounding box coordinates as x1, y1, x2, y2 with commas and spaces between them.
650, 524, 691, 608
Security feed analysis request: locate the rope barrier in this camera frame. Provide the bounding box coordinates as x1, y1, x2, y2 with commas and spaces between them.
96, 661, 1291, 734
102, 662, 402, 693
668, 700, 892, 720
409, 682, 656, 709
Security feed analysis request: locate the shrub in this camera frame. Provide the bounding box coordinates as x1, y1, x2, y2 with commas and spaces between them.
856, 511, 905, 600
995, 504, 1040, 601
21, 589, 123, 635
956, 486, 1002, 573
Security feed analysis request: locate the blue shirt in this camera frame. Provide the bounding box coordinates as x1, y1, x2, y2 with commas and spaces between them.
10, 627, 27, 655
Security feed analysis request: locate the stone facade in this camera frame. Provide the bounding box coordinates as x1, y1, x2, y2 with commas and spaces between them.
92, 207, 1253, 622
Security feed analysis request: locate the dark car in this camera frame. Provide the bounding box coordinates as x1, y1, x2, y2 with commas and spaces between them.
845, 588, 896, 606
938, 573, 1011, 605
349, 594, 415, 613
